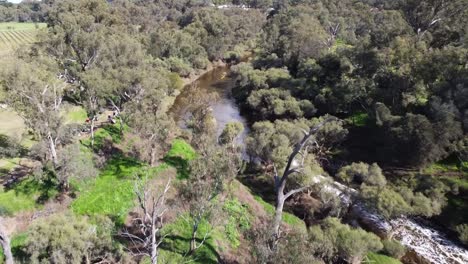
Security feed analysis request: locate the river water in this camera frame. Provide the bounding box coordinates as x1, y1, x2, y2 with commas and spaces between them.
171, 64, 468, 264
170, 64, 249, 147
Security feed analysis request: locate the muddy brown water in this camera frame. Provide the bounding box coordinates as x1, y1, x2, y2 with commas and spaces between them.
170, 64, 249, 148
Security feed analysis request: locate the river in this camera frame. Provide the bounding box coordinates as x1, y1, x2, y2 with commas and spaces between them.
171, 64, 468, 264
170, 63, 249, 148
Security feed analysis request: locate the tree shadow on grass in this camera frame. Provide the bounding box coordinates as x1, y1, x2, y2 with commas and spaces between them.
163, 156, 190, 179
160, 235, 220, 264
10, 169, 58, 204
103, 155, 143, 179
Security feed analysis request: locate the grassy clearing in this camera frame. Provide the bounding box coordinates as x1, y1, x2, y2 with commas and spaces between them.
0, 176, 58, 215
159, 215, 220, 264
63, 105, 87, 124
222, 198, 252, 248
81, 124, 124, 150
0, 110, 26, 140
164, 139, 197, 179
0, 157, 21, 173
71, 155, 169, 224
253, 195, 306, 231
365, 252, 402, 264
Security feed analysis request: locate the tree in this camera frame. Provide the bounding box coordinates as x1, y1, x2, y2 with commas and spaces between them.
179, 115, 241, 254
56, 143, 98, 191
125, 71, 177, 166
245, 117, 346, 167
24, 214, 115, 264
259, 6, 328, 70
2, 56, 66, 167
270, 118, 331, 248
121, 177, 171, 264
247, 88, 316, 120
0, 217, 13, 264
360, 185, 418, 220
337, 162, 386, 187
219, 121, 244, 148
179, 142, 241, 254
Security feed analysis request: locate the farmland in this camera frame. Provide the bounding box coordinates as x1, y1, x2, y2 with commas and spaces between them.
0, 22, 46, 57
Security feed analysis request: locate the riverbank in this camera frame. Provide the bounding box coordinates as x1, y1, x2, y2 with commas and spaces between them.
181, 59, 227, 87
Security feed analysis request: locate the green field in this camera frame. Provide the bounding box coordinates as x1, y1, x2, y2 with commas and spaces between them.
0, 22, 46, 56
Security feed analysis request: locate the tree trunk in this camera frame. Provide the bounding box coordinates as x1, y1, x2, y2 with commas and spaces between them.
272, 193, 285, 244
151, 225, 158, 264
90, 118, 95, 147
189, 223, 198, 254
0, 222, 13, 264
150, 147, 156, 167
47, 132, 58, 166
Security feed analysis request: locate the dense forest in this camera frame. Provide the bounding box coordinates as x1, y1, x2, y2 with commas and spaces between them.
0, 0, 467, 263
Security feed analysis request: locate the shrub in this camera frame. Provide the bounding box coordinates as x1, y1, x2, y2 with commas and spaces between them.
456, 224, 468, 245
382, 239, 406, 259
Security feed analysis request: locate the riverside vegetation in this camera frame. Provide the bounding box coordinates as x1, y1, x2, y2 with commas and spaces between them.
0, 0, 467, 264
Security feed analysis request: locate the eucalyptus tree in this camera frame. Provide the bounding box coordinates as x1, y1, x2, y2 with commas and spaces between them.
270, 118, 332, 248
1, 56, 66, 167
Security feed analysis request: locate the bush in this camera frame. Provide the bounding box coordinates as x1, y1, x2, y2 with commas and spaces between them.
382, 239, 406, 259
24, 214, 116, 263
456, 224, 468, 245
167, 57, 192, 77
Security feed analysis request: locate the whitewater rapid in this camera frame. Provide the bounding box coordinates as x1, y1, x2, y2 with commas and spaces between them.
313, 175, 468, 264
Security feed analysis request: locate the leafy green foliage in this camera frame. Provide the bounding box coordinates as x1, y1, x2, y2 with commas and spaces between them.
309, 218, 383, 263
337, 162, 386, 187
23, 213, 116, 264
382, 239, 406, 259
455, 224, 468, 246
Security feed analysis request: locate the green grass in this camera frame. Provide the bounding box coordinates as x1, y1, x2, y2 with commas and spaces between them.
0, 22, 47, 31
0, 185, 37, 215
165, 139, 197, 161
0, 232, 28, 264
0, 110, 26, 139
253, 195, 306, 231
346, 112, 369, 127
160, 215, 220, 264
0, 157, 21, 173
0, 176, 58, 215
71, 155, 169, 224
365, 252, 402, 264
81, 124, 124, 150
222, 198, 252, 248
63, 105, 87, 124
164, 139, 196, 179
